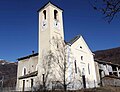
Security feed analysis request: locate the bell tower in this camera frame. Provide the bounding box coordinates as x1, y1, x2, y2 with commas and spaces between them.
38, 2, 64, 63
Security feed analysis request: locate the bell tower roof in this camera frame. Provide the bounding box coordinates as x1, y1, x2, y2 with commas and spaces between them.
37, 1, 63, 12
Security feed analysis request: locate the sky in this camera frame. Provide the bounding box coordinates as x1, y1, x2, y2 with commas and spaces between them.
0, 0, 120, 62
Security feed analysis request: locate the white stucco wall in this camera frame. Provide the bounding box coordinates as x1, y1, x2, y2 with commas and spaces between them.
16, 55, 38, 91
70, 36, 98, 88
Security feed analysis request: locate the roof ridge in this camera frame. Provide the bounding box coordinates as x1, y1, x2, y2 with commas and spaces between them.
67, 35, 81, 45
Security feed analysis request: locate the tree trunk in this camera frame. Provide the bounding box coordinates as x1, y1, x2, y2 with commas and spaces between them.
64, 84, 67, 91
64, 61, 67, 91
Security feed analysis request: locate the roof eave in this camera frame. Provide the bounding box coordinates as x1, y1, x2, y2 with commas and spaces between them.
37, 2, 63, 12
67, 35, 81, 46
17, 53, 38, 61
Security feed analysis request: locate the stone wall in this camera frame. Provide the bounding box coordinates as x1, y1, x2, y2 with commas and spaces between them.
102, 75, 120, 87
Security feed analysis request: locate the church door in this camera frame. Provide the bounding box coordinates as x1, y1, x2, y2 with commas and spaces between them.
82, 75, 86, 88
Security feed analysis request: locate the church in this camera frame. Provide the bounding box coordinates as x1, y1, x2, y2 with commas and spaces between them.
16, 2, 98, 91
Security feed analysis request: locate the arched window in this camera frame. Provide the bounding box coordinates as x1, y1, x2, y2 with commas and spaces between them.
57, 43, 59, 48
81, 56, 83, 60
43, 10, 46, 19
54, 10, 58, 20
74, 60, 77, 73
24, 68, 26, 75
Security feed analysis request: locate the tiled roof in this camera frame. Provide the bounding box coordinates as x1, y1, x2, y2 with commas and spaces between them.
95, 59, 120, 67
67, 35, 81, 45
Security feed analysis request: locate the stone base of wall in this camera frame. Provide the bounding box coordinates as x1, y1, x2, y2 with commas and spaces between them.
102, 75, 120, 87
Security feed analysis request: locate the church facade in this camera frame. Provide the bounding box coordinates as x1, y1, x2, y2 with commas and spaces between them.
16, 2, 98, 91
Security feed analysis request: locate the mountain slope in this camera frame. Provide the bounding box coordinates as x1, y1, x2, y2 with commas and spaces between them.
94, 47, 120, 65
0, 60, 17, 87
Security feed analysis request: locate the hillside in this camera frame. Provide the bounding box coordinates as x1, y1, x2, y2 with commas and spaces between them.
94, 47, 120, 65
0, 60, 17, 87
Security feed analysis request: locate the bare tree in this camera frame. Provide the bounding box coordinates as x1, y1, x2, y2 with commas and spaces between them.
89, 0, 120, 23
50, 37, 75, 91
35, 51, 55, 91
35, 36, 76, 91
